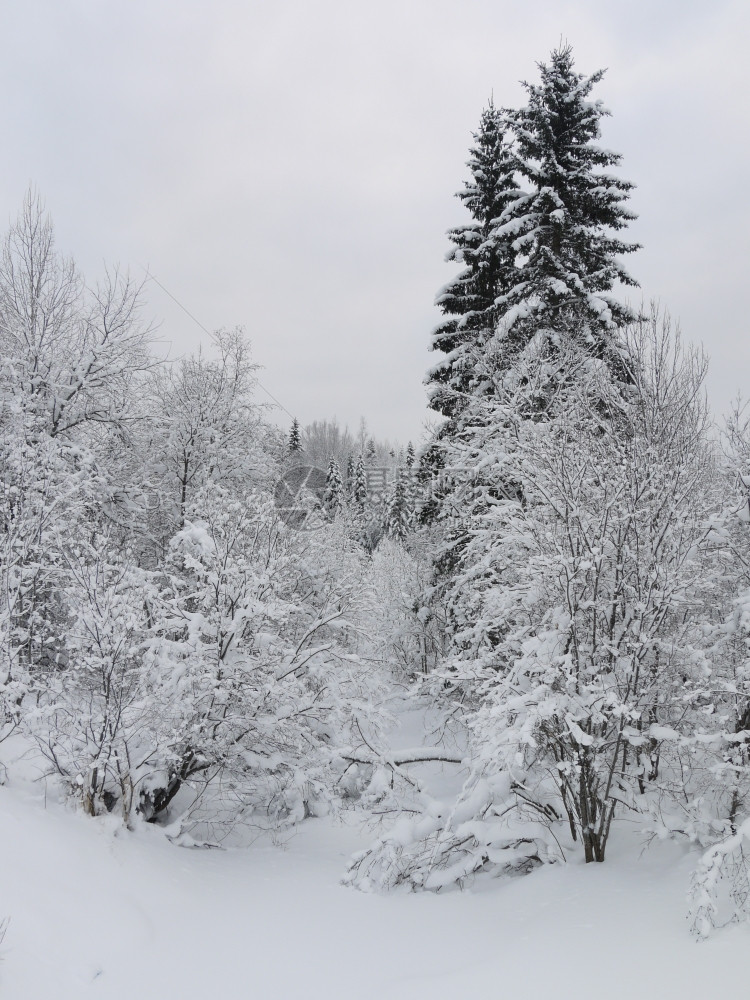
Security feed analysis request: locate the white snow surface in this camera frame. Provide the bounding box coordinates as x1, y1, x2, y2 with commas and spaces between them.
1, 776, 749, 999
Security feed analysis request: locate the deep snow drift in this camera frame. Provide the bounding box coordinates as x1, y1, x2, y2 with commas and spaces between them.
1, 777, 748, 1000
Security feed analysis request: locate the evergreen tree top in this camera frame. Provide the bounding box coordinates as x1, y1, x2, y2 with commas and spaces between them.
455, 100, 518, 228
515, 46, 635, 226
427, 100, 520, 419
494, 43, 640, 350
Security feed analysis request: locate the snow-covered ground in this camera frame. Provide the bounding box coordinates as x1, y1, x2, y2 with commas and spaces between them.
1, 775, 748, 999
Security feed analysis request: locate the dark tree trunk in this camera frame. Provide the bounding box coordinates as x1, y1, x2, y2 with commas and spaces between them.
138, 748, 206, 823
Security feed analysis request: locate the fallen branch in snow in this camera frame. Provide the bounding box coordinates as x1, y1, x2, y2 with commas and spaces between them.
341, 748, 466, 767
343, 771, 563, 892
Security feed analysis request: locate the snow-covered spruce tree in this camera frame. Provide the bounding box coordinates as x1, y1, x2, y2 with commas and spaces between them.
439, 60, 629, 621
324, 457, 344, 515
421, 107, 518, 558
288, 417, 301, 453
422, 46, 641, 664
384, 473, 412, 543
349, 452, 388, 552
353, 454, 368, 509
347, 312, 717, 889
427, 100, 519, 422
403, 443, 417, 517
495, 45, 639, 368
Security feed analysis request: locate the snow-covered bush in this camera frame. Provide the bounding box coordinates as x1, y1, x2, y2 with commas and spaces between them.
139, 483, 389, 835
365, 538, 443, 678
29, 546, 155, 821
0, 405, 108, 738
688, 818, 750, 938
678, 399, 750, 933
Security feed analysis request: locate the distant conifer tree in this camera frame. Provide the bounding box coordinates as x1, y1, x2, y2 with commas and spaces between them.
288, 417, 301, 453
345, 454, 355, 497
323, 457, 344, 514
385, 473, 412, 542
353, 454, 368, 508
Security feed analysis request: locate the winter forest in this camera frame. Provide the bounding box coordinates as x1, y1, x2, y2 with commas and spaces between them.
3, 42, 750, 996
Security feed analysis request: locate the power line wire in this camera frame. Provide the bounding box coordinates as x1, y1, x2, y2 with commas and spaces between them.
140, 264, 296, 421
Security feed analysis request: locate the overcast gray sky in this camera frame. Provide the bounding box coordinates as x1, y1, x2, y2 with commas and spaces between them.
2, 0, 748, 444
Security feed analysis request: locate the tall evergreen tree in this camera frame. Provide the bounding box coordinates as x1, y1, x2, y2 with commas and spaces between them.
288, 417, 301, 453
495, 45, 639, 365
353, 454, 368, 509
403, 443, 417, 528
323, 457, 344, 515
427, 100, 519, 420
345, 454, 355, 497
423, 46, 641, 651
385, 473, 412, 543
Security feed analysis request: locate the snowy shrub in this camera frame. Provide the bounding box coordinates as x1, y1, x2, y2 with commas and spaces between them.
688, 818, 750, 938
140, 484, 389, 835
366, 538, 443, 678
28, 547, 155, 821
